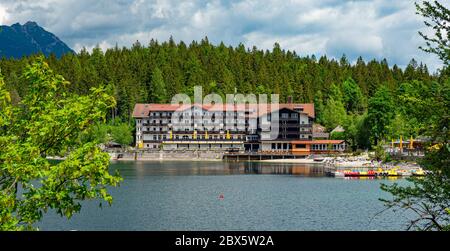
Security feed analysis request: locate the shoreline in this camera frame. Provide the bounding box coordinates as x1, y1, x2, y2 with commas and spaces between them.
47, 153, 423, 170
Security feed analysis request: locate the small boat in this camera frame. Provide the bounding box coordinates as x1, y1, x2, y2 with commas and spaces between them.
412, 168, 426, 176
331, 171, 345, 178
387, 169, 400, 176
398, 170, 412, 176
343, 170, 360, 177
367, 170, 376, 176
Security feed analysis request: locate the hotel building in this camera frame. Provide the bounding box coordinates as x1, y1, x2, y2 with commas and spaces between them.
132, 102, 346, 155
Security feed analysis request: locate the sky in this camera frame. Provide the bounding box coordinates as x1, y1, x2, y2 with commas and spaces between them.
0, 0, 446, 73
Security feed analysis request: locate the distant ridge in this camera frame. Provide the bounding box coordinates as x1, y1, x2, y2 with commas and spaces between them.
0, 21, 74, 59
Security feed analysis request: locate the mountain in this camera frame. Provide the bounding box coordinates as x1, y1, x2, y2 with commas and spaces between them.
0, 21, 74, 59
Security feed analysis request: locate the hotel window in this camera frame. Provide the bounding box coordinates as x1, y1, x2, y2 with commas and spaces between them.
291, 113, 298, 118
281, 113, 289, 119
295, 144, 306, 148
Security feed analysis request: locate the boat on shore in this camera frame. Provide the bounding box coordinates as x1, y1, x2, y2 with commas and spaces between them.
328, 167, 426, 178
411, 168, 427, 176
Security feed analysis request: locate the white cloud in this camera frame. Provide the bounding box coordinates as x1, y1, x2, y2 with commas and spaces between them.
73, 40, 112, 53
0, 4, 9, 24
0, 0, 445, 72
244, 32, 328, 56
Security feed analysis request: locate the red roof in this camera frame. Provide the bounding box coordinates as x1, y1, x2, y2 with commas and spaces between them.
132, 103, 315, 118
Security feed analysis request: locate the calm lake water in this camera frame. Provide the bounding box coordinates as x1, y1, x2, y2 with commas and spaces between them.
38, 161, 414, 231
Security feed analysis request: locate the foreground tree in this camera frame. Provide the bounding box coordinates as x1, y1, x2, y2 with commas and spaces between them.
380, 0, 450, 231
416, 0, 450, 66
0, 57, 122, 230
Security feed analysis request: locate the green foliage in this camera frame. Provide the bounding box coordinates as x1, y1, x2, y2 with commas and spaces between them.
380, 0, 450, 231
416, 0, 450, 66
342, 77, 366, 114
380, 173, 450, 230
0, 57, 122, 230
322, 98, 347, 131
342, 113, 371, 150
109, 122, 133, 147
373, 141, 386, 161
313, 90, 325, 125
330, 131, 345, 140
81, 120, 133, 147
80, 121, 112, 145
354, 112, 371, 150
0, 38, 436, 123
367, 85, 395, 145
150, 67, 167, 103
385, 113, 411, 139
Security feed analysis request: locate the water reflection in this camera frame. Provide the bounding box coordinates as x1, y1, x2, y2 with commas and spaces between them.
112, 160, 328, 177
239, 162, 326, 176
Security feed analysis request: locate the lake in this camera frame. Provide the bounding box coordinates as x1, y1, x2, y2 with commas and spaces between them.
37, 161, 413, 230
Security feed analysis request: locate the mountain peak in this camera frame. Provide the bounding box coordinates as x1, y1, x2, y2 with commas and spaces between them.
24, 21, 39, 27
0, 21, 74, 59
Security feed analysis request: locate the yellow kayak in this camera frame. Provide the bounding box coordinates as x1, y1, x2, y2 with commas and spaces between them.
387, 169, 399, 176
413, 168, 426, 176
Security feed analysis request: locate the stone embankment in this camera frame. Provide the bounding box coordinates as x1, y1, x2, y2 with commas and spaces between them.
109, 150, 224, 161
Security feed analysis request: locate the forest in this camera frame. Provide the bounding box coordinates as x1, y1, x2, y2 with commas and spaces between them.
0, 37, 448, 150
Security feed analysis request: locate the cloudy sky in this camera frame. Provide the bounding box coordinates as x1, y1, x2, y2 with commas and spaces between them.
0, 0, 445, 72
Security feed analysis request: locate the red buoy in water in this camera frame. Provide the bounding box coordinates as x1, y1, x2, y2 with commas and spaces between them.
218, 194, 224, 200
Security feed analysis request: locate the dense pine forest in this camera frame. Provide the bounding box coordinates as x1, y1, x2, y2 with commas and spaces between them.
0, 37, 448, 150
